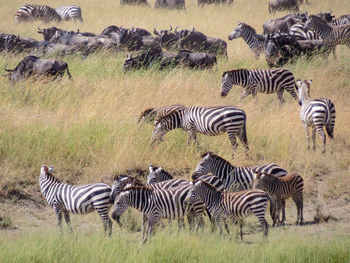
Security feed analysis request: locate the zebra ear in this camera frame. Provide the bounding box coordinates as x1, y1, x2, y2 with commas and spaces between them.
149, 165, 154, 173
307, 79, 312, 84
156, 167, 162, 172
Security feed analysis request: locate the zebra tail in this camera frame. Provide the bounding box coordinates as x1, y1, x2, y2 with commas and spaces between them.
241, 116, 248, 148
325, 100, 336, 139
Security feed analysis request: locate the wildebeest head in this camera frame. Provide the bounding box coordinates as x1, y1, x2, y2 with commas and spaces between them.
264, 34, 281, 65
315, 11, 335, 22
100, 25, 122, 37
153, 25, 179, 48
123, 54, 137, 71
37, 26, 66, 42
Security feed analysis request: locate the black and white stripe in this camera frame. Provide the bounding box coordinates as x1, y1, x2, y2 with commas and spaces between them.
39, 166, 113, 235
228, 22, 265, 59
220, 68, 297, 104
111, 184, 206, 242
289, 22, 319, 40
253, 172, 304, 226
192, 152, 287, 191
151, 105, 249, 159
296, 79, 336, 153
185, 180, 276, 239
329, 14, 350, 26
55, 6, 83, 22
14, 4, 61, 23
304, 15, 350, 47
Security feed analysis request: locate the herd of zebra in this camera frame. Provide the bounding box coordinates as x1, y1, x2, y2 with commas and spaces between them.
5, 3, 342, 243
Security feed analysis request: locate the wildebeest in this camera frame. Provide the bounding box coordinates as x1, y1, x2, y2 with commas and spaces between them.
268, 0, 299, 13
197, 0, 233, 6
263, 13, 307, 34
155, 0, 186, 9
120, 0, 149, 5
37, 26, 96, 42
153, 26, 180, 50
3, 56, 72, 84
0, 33, 43, 54
175, 50, 217, 69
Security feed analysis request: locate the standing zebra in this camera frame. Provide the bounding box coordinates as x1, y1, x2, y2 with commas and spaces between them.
253, 172, 304, 226
138, 104, 186, 123
220, 68, 297, 104
296, 79, 336, 153
185, 180, 277, 239
228, 22, 266, 59
304, 15, 350, 49
192, 151, 287, 191
151, 105, 249, 159
14, 4, 61, 23
39, 166, 113, 235
111, 185, 206, 243
55, 6, 83, 22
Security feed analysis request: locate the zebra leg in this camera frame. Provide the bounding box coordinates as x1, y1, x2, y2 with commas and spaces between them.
293, 196, 304, 225
63, 210, 73, 232
304, 124, 310, 150
277, 89, 284, 105
96, 208, 112, 236
275, 199, 282, 226
281, 199, 286, 225
312, 127, 317, 151
252, 209, 269, 236
178, 218, 185, 230
316, 126, 326, 153
54, 205, 63, 229
227, 133, 238, 159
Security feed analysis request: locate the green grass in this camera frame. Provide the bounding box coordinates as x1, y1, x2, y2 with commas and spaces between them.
0, 227, 349, 263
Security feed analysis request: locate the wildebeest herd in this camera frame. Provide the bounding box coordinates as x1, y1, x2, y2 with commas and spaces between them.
3, 2, 347, 243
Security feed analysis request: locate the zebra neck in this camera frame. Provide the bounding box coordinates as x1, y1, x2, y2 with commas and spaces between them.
316, 24, 332, 38
130, 189, 151, 212
39, 174, 61, 195
167, 111, 185, 130
202, 187, 222, 208
241, 30, 259, 46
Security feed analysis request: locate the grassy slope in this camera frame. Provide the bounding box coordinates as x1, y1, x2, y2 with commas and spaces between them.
0, 0, 350, 260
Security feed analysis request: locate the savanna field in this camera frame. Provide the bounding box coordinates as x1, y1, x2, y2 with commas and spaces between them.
0, 0, 350, 262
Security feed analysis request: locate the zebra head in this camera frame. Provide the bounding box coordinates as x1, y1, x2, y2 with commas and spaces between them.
228, 22, 243, 40
110, 175, 133, 203
220, 71, 233, 97
111, 190, 131, 224
184, 180, 202, 207
147, 165, 173, 184
150, 120, 169, 146
253, 172, 274, 190
192, 152, 214, 179
296, 79, 312, 106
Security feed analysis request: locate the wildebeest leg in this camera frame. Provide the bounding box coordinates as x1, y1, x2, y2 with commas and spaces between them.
66, 67, 73, 80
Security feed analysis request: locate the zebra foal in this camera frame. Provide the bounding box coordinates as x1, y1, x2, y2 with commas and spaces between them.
185, 180, 277, 239
39, 166, 113, 235
151, 105, 249, 159
14, 4, 61, 23
56, 6, 83, 22
253, 172, 304, 226
220, 68, 297, 104
228, 22, 265, 59
296, 79, 336, 153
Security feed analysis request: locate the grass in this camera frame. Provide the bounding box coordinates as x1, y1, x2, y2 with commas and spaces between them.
0, 0, 350, 261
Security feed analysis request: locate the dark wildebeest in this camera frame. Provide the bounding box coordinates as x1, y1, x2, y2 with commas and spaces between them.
120, 0, 149, 5
269, 0, 299, 13
153, 26, 180, 50
37, 26, 96, 42
175, 50, 217, 69
263, 13, 308, 34
154, 0, 186, 10
3, 56, 72, 84
0, 33, 43, 54
123, 48, 163, 71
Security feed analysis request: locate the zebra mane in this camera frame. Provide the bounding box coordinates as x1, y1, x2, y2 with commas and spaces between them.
254, 171, 279, 181
195, 179, 222, 192
138, 108, 156, 122
309, 15, 329, 26
154, 106, 186, 123
120, 185, 153, 192
203, 151, 232, 166
240, 23, 257, 34
113, 174, 144, 185
151, 166, 173, 179
222, 69, 248, 77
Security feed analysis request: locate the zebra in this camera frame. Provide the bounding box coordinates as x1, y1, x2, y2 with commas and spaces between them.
289, 22, 319, 40
55, 6, 83, 22
253, 172, 304, 226
138, 104, 186, 123
110, 174, 205, 233
296, 79, 336, 153
148, 164, 225, 191
150, 105, 249, 159
185, 180, 277, 239
39, 166, 113, 235
14, 4, 61, 23
329, 14, 350, 26
192, 151, 287, 191
111, 184, 206, 243
228, 22, 266, 59
220, 68, 297, 104
304, 15, 350, 49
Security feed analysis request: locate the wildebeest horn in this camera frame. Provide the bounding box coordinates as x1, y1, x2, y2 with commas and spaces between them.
4, 65, 13, 72
37, 26, 43, 33
329, 9, 332, 14
191, 26, 195, 32
153, 26, 159, 35
76, 28, 80, 33
169, 25, 173, 31
174, 26, 179, 33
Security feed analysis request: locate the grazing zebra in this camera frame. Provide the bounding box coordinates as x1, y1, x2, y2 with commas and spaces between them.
304, 15, 350, 48
329, 14, 350, 26
110, 174, 204, 233
39, 166, 113, 235
192, 151, 287, 191
185, 180, 277, 239
228, 22, 265, 59
253, 172, 304, 226
148, 164, 225, 191
289, 22, 319, 40
138, 104, 186, 123
14, 4, 61, 23
55, 6, 83, 22
220, 68, 297, 104
111, 185, 206, 243
296, 79, 336, 153
151, 105, 249, 159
